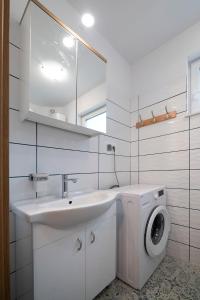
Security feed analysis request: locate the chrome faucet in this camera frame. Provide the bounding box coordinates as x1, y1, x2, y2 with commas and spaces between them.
62, 174, 78, 198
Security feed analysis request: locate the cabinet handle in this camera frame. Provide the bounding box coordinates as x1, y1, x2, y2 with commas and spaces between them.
90, 231, 95, 244
77, 238, 82, 251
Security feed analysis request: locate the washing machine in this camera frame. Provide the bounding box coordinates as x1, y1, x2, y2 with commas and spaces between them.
115, 184, 170, 290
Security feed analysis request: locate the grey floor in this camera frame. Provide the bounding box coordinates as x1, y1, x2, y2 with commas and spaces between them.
95, 256, 200, 300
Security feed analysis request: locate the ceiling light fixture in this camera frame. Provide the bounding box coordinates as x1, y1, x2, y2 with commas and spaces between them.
63, 36, 75, 48
81, 13, 95, 28
40, 61, 67, 81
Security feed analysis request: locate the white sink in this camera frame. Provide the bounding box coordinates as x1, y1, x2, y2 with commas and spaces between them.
11, 190, 117, 228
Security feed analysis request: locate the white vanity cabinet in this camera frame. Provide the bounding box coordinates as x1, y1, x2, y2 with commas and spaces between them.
86, 216, 116, 300
33, 203, 116, 300
34, 227, 85, 300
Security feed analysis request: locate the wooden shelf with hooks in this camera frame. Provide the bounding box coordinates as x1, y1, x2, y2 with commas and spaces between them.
136, 111, 177, 129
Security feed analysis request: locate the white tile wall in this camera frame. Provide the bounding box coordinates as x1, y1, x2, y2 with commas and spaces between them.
190, 190, 200, 210
190, 127, 200, 149
190, 229, 200, 249
130, 78, 200, 264
99, 135, 130, 156
9, 144, 36, 177
107, 118, 130, 141
167, 240, 189, 262
99, 172, 130, 189
139, 113, 189, 140
139, 150, 189, 171
131, 156, 139, 172
107, 100, 131, 127
99, 154, 130, 172
131, 141, 138, 157
169, 224, 189, 245
167, 189, 189, 208
190, 247, 200, 265
9, 76, 20, 110
168, 206, 189, 227
139, 131, 189, 155
140, 170, 189, 189
190, 170, 200, 189
190, 210, 200, 229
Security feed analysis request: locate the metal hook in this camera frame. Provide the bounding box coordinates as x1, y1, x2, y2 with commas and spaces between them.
139, 113, 143, 124
151, 110, 156, 122
165, 105, 169, 118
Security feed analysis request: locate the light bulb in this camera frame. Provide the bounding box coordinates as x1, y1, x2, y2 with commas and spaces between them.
63, 36, 75, 48
81, 13, 95, 28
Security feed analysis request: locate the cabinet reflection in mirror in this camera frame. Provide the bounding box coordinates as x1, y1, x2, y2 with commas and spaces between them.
20, 0, 107, 136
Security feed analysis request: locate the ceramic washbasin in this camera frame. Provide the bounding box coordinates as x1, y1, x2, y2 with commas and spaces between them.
11, 190, 117, 228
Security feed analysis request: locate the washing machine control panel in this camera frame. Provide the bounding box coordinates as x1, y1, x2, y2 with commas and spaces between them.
154, 189, 164, 200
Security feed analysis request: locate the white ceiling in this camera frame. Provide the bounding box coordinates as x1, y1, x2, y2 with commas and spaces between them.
11, 0, 200, 64
68, 0, 200, 63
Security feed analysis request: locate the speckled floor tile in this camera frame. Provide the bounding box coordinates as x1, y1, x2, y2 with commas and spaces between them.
95, 256, 200, 300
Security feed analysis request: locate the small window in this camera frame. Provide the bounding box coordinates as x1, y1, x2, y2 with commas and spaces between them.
187, 54, 200, 116
82, 106, 106, 133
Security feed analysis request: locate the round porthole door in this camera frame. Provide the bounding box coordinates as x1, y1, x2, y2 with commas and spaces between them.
145, 206, 170, 258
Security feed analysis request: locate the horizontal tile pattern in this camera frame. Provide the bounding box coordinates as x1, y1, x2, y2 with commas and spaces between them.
190, 210, 200, 229
190, 228, 200, 249
168, 206, 189, 227
190, 170, 200, 190
99, 154, 130, 172
190, 247, 200, 265
99, 172, 130, 189
167, 240, 189, 262
139, 78, 186, 109
9, 110, 36, 145
190, 190, 200, 210
190, 127, 200, 149
107, 100, 130, 127
99, 135, 130, 156
131, 126, 138, 142
139, 92, 186, 120
139, 131, 189, 155
169, 224, 189, 245
9, 76, 20, 109
106, 118, 130, 141
139, 150, 189, 171
10, 44, 20, 78
167, 189, 189, 208
139, 170, 189, 189
37, 147, 98, 174
9, 144, 36, 177
131, 156, 139, 172
190, 149, 200, 169
139, 113, 189, 140
131, 141, 138, 157
190, 113, 200, 130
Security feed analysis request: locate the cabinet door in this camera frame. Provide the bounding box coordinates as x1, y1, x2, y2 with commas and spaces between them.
86, 217, 116, 300
34, 229, 85, 300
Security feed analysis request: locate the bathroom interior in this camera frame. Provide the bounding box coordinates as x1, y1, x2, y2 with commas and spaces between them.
2, 0, 200, 299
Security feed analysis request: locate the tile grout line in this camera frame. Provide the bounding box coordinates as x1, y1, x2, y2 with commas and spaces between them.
137, 96, 140, 184
189, 113, 191, 261
98, 135, 100, 189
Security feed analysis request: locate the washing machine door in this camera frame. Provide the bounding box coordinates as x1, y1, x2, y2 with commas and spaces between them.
145, 205, 170, 258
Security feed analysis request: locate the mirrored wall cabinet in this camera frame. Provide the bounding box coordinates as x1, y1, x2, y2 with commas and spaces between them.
20, 0, 107, 136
